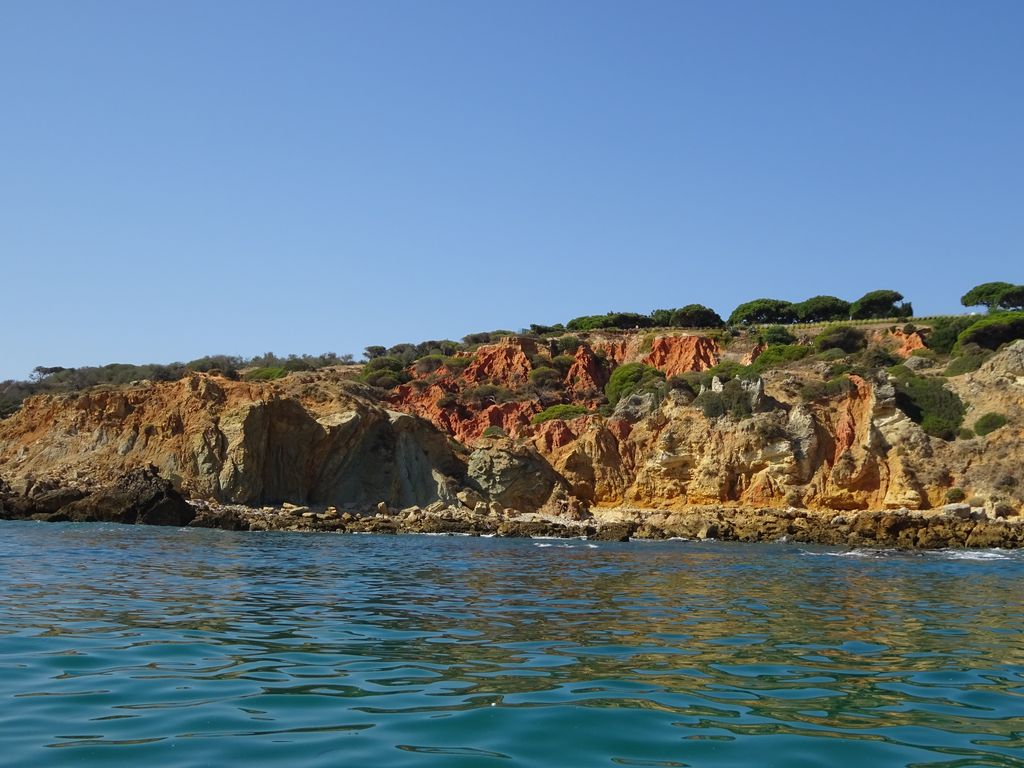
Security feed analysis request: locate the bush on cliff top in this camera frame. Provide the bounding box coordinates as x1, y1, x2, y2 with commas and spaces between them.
567, 312, 654, 332
750, 344, 810, 372
243, 367, 288, 381
759, 325, 796, 346
814, 324, 866, 353
359, 356, 411, 389
956, 311, 1024, 350
925, 316, 975, 354
531, 404, 589, 425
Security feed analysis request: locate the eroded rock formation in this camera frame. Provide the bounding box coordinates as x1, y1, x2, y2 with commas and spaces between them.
2, 336, 1022, 545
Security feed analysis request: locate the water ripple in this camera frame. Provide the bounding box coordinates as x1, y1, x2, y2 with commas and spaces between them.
1, 521, 1022, 767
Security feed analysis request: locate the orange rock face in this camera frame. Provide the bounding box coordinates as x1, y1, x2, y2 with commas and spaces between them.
589, 336, 646, 365
565, 345, 608, 396
389, 338, 551, 442
889, 328, 927, 358
742, 343, 767, 365
643, 336, 720, 377
461, 338, 538, 385
867, 327, 928, 358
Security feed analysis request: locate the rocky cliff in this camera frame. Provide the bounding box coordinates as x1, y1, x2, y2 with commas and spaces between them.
0, 373, 469, 510
2, 332, 1022, 545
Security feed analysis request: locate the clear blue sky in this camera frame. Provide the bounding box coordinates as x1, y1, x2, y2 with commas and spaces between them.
2, 1, 1022, 379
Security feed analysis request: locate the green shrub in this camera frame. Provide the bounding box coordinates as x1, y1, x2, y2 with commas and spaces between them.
974, 412, 1008, 436
910, 347, 936, 359
187, 355, 243, 376
759, 325, 796, 346
527, 323, 565, 336
958, 428, 975, 440
554, 336, 582, 355
531, 404, 589, 424
892, 374, 965, 440
243, 367, 288, 381
701, 360, 754, 385
605, 363, 665, 406
800, 376, 854, 402
814, 325, 866, 353
945, 487, 966, 503
437, 393, 458, 408
925, 316, 975, 354
529, 366, 563, 389
442, 356, 471, 373
666, 375, 697, 397
750, 344, 810, 372
359, 356, 411, 389
481, 426, 507, 438
694, 391, 725, 418
566, 312, 654, 331
861, 346, 900, 369
943, 353, 988, 377
956, 311, 1024, 350
694, 378, 752, 419
550, 355, 575, 374
887, 364, 913, 380
464, 384, 515, 406
815, 348, 847, 362
413, 355, 446, 375
826, 361, 853, 378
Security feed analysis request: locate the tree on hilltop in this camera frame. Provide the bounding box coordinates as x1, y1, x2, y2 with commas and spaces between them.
994, 285, 1024, 311
850, 290, 912, 320
728, 299, 796, 325
961, 282, 1016, 311
793, 295, 850, 323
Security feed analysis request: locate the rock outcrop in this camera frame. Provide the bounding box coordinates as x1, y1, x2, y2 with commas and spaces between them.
1, 466, 194, 525
0, 373, 470, 511
642, 335, 720, 377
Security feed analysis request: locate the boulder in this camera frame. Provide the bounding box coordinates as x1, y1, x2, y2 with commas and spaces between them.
56, 467, 195, 526
467, 438, 566, 512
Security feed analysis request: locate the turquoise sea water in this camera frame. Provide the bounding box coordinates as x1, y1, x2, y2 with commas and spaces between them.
1, 522, 1022, 767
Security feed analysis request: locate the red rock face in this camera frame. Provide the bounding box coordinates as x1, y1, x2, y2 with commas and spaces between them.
389, 338, 550, 442
643, 336, 720, 377
532, 419, 580, 452
565, 345, 608, 396
867, 327, 928, 359
461, 338, 538, 385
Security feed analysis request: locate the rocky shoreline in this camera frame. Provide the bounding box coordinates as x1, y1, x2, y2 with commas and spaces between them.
2, 467, 1021, 549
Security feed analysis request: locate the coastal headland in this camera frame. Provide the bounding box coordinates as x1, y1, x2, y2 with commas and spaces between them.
3, 302, 1023, 548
